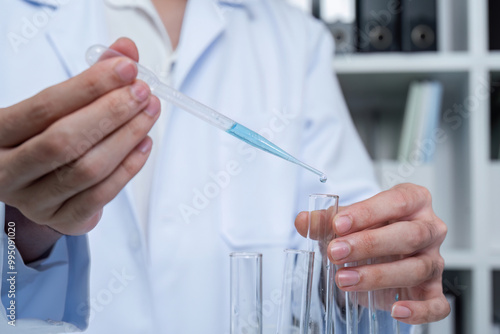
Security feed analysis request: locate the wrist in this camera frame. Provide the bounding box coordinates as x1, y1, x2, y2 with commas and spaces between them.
4, 205, 63, 264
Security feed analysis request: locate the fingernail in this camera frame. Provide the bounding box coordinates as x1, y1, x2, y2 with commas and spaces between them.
335, 215, 352, 234
130, 81, 150, 102
144, 99, 160, 117
391, 305, 412, 319
338, 270, 360, 287
115, 59, 137, 82
330, 241, 351, 261
137, 138, 152, 153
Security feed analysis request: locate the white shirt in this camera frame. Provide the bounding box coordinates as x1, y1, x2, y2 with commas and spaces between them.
104, 0, 177, 236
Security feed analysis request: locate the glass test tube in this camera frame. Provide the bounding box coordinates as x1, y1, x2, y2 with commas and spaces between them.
308, 194, 368, 334
307, 194, 340, 334
308, 194, 406, 334
366, 256, 405, 334
230, 252, 263, 334
276, 249, 315, 334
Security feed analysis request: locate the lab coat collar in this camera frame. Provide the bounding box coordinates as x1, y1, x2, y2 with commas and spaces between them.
103, 0, 158, 15
172, 0, 226, 90
43, 0, 109, 77
24, 0, 254, 242
173, 0, 256, 89
26, 0, 255, 90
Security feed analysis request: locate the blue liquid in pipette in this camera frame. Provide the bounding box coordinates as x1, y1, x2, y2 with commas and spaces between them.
226, 123, 327, 183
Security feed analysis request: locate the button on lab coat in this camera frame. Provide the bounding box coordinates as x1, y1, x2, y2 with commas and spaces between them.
0, 0, 380, 333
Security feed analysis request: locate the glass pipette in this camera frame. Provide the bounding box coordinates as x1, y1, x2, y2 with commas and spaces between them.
86, 45, 327, 183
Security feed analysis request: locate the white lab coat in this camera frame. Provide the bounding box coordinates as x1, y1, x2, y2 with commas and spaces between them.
0, 0, 380, 333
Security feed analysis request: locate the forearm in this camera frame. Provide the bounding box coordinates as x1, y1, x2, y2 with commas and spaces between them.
4, 205, 62, 264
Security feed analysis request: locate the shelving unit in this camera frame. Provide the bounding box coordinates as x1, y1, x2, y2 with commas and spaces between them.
329, 0, 497, 333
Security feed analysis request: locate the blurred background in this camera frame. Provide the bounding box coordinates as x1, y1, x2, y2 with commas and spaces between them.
286, 0, 500, 333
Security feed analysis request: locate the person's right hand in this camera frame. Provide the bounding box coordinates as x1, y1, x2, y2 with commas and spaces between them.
0, 38, 160, 236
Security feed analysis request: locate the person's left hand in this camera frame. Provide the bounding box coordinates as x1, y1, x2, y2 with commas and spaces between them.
295, 183, 449, 324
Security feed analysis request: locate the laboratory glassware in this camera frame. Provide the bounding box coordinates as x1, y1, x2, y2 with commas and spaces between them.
85, 45, 327, 183
276, 249, 315, 334
230, 252, 263, 334
307, 194, 371, 334
308, 194, 410, 334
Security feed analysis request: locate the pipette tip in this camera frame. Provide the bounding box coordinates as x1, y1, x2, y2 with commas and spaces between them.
298, 162, 327, 183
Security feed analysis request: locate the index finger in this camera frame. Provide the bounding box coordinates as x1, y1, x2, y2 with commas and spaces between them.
334, 183, 431, 236
0, 38, 139, 147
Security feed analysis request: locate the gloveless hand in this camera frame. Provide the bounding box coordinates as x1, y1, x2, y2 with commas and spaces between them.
0, 38, 160, 236
295, 183, 449, 324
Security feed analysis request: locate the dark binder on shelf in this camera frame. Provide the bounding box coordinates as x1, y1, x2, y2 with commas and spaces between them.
491, 79, 500, 159
327, 22, 356, 54
356, 0, 401, 52
401, 0, 438, 52
489, 0, 500, 50
320, 0, 356, 53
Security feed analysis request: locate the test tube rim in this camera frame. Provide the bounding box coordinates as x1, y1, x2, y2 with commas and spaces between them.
309, 194, 339, 200
282, 249, 315, 255
229, 252, 262, 258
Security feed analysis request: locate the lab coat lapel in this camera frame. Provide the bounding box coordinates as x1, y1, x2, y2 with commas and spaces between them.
19, 0, 58, 8
173, 0, 227, 90
43, 0, 109, 78
41, 0, 143, 229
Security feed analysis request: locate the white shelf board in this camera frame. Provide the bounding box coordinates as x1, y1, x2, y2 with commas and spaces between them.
485, 54, 500, 70
441, 249, 476, 269
333, 52, 500, 74
333, 52, 473, 74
